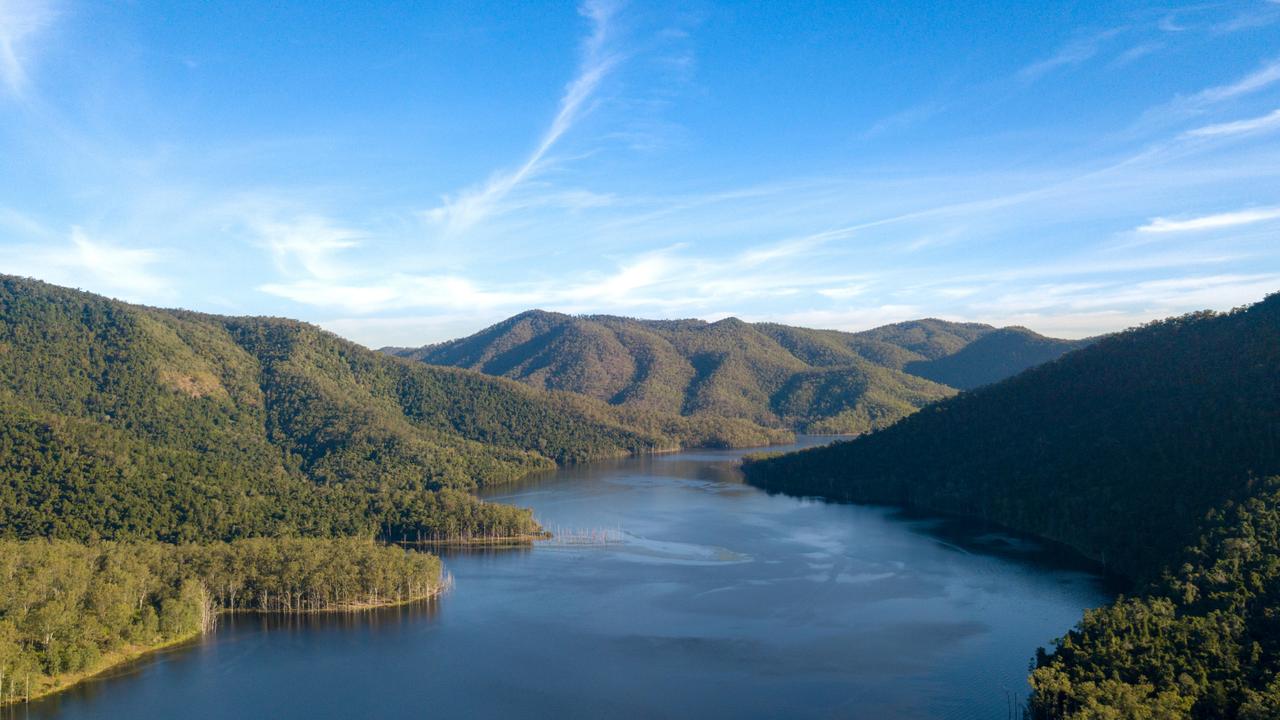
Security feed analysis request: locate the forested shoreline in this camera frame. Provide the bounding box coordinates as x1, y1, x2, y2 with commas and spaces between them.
744, 294, 1280, 717
0, 538, 443, 706
0, 276, 653, 705
0, 277, 795, 706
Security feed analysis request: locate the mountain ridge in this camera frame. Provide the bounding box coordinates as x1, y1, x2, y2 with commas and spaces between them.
0, 276, 786, 545
385, 309, 1089, 434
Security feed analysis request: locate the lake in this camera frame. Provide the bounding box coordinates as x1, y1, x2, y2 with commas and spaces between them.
13, 438, 1110, 719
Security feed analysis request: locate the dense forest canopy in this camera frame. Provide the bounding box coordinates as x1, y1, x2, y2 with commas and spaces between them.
0, 276, 785, 545
386, 309, 1086, 435
0, 538, 442, 704
0, 276, 709, 703
744, 293, 1280, 718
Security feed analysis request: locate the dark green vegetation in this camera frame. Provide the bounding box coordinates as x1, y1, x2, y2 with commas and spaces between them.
1030, 483, 1280, 719
904, 326, 1088, 391
0, 538, 441, 704
0, 276, 785, 545
0, 275, 788, 701
387, 310, 1085, 435
743, 294, 1280, 718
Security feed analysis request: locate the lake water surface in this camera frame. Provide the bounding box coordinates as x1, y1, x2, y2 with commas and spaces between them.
15, 438, 1110, 719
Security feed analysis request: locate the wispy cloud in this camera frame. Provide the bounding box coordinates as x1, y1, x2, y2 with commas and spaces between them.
974, 274, 1280, 323
1137, 206, 1280, 233
253, 215, 364, 281
751, 305, 926, 333
0, 0, 58, 95
1184, 108, 1280, 137
1017, 28, 1122, 81
1182, 56, 1280, 108
259, 238, 867, 316
260, 274, 540, 314
925, 274, 1279, 339
859, 102, 944, 139
1213, 4, 1280, 34
816, 285, 869, 300
1134, 56, 1280, 134
1111, 42, 1163, 67
424, 0, 622, 235
0, 227, 172, 302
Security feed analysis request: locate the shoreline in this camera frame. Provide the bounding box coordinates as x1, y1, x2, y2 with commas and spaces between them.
1, 587, 446, 709
7, 439, 815, 710
740, 462, 1124, 587
397, 532, 551, 548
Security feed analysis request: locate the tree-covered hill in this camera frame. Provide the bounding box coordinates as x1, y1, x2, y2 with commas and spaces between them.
743, 293, 1280, 717
386, 310, 1084, 435
0, 276, 793, 702
903, 327, 1091, 390
0, 276, 777, 544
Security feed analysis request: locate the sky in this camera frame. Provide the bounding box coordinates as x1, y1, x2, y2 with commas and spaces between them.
1, 1, 1279, 347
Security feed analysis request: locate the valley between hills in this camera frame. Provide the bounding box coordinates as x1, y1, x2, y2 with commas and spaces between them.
3, 274, 1279, 719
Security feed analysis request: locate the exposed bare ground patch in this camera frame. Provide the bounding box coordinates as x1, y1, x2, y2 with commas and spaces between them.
159, 369, 226, 399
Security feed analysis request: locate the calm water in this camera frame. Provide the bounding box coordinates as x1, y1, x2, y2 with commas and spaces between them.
14, 438, 1110, 719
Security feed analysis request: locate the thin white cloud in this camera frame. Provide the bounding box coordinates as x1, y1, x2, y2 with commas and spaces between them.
971, 274, 1280, 332
260, 274, 541, 315
1158, 14, 1187, 33
0, 0, 58, 95
320, 313, 511, 350
425, 0, 621, 234
0, 227, 173, 302
1018, 29, 1121, 81
0, 205, 53, 237
1111, 42, 1162, 67
258, 239, 868, 316
253, 215, 363, 281
816, 285, 868, 300
1184, 108, 1280, 137
752, 305, 926, 333
1213, 5, 1280, 33
1184, 56, 1280, 107
860, 102, 944, 139
1136, 56, 1280, 132
1137, 207, 1280, 233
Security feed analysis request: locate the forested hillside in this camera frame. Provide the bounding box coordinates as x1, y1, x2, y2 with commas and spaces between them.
743, 294, 1280, 718
904, 327, 1089, 390
0, 276, 782, 703
387, 310, 1084, 435
0, 276, 781, 545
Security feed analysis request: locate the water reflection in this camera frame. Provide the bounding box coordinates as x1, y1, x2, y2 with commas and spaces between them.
9, 600, 444, 720
19, 437, 1111, 720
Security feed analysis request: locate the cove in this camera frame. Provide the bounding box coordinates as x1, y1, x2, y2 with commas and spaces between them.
12, 438, 1111, 719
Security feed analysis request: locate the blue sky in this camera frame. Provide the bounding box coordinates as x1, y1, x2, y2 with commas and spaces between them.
1, 0, 1279, 346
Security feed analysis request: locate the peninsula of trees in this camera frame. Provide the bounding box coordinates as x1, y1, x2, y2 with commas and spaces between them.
743, 293, 1280, 718
0, 538, 442, 705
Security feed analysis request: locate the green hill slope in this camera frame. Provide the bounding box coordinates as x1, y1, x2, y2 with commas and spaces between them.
389, 311, 1079, 435
905, 326, 1092, 390
0, 276, 775, 544
743, 294, 1280, 718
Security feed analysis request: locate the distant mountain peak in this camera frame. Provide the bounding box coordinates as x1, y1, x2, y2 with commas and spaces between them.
386, 310, 1083, 434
